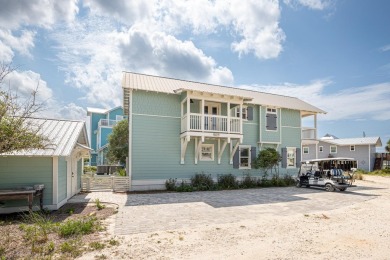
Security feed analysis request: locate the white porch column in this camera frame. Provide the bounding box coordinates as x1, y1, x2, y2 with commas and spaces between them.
314, 114, 317, 140
201, 99, 205, 132
239, 103, 243, 134
186, 98, 190, 131
227, 102, 230, 133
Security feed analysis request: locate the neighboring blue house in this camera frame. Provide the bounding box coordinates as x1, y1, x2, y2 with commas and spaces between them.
122, 72, 326, 190
302, 134, 382, 171
87, 106, 124, 166
0, 118, 90, 213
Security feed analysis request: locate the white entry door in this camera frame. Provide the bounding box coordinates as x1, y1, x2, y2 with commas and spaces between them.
204, 102, 220, 130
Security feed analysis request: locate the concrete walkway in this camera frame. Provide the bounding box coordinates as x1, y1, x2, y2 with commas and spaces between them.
69, 181, 384, 235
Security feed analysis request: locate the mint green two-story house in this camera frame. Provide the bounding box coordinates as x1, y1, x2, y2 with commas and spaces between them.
122, 72, 326, 190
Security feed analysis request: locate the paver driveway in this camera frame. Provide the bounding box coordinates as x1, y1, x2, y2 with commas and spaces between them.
69, 184, 382, 235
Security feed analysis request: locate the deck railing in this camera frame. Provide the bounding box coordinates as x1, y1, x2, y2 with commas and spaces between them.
98, 119, 119, 127
181, 113, 241, 134
302, 127, 316, 140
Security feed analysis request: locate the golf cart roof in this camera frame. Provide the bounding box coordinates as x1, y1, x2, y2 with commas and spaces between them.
302, 157, 356, 164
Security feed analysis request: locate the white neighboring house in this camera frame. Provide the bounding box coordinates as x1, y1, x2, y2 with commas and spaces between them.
302, 134, 382, 171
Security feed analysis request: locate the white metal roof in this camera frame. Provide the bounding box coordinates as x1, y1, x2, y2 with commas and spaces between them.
122, 72, 326, 114
87, 106, 123, 115
321, 137, 382, 147
1, 118, 90, 157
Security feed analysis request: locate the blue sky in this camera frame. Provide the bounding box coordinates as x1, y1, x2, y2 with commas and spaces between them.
0, 0, 389, 150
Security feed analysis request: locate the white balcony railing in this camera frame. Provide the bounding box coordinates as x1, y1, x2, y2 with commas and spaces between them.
98, 119, 119, 127
302, 127, 316, 140
181, 113, 241, 134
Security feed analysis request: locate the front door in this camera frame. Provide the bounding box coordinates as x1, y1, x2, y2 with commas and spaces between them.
204, 102, 219, 130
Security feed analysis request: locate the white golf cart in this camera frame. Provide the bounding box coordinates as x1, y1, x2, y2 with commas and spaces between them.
296, 158, 357, 192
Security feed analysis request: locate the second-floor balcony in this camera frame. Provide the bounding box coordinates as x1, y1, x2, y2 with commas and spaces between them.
302, 127, 317, 140
98, 119, 119, 127
181, 113, 241, 134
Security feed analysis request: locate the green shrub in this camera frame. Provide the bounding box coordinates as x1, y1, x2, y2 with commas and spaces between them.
60, 239, 82, 257
58, 217, 100, 237
175, 180, 194, 192
165, 178, 177, 191
95, 199, 106, 210
116, 168, 126, 176
217, 174, 239, 189
240, 173, 257, 188
84, 166, 97, 173
191, 173, 214, 191
283, 175, 296, 186
90, 241, 105, 250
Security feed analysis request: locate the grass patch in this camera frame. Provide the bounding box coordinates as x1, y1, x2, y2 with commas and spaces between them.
90, 241, 105, 250
58, 217, 101, 237
95, 199, 106, 210
60, 239, 83, 258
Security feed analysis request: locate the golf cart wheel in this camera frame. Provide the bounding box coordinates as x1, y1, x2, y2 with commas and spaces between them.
339, 187, 347, 192
325, 183, 334, 192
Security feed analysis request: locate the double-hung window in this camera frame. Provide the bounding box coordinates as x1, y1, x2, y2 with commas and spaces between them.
303, 147, 309, 154
330, 145, 337, 153
350, 145, 355, 151
287, 147, 296, 168
239, 145, 251, 169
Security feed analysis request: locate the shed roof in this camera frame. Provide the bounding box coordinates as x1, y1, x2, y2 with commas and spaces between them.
321, 137, 382, 147
1, 118, 90, 157
122, 72, 326, 114
87, 106, 123, 115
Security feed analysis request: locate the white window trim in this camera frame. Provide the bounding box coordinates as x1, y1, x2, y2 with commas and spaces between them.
239, 145, 251, 169
116, 115, 124, 121
319, 146, 323, 152
286, 147, 296, 168
200, 144, 214, 161
330, 145, 337, 154
232, 105, 248, 120
303, 146, 309, 154
350, 145, 355, 151
265, 107, 278, 132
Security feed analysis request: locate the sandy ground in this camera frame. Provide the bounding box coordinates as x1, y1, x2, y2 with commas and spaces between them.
80, 176, 390, 260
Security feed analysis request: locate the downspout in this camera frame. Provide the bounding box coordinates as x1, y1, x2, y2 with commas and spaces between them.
128, 89, 133, 190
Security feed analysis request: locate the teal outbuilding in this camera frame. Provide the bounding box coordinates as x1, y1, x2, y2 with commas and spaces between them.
0, 118, 90, 213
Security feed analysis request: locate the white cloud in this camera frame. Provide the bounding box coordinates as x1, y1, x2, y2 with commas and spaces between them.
0, 0, 79, 30
0, 40, 14, 62
5, 70, 53, 102
380, 44, 390, 52
241, 80, 390, 121
55, 103, 87, 120
284, 0, 332, 10
84, 0, 285, 60
0, 29, 35, 58
118, 25, 234, 85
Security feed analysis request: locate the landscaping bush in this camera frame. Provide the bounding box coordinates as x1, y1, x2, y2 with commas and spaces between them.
58, 217, 101, 238
175, 180, 194, 192
165, 178, 177, 191
191, 173, 214, 191
84, 166, 97, 173
240, 173, 257, 188
217, 174, 239, 189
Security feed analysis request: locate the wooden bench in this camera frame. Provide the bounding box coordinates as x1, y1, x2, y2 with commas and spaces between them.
0, 187, 44, 211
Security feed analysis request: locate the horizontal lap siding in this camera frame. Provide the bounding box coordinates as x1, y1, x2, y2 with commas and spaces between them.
131, 91, 263, 180
58, 157, 67, 202
0, 157, 53, 207
100, 128, 112, 148
302, 144, 317, 161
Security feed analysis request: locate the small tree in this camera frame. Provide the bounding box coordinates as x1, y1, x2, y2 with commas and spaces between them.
253, 147, 281, 175
0, 62, 48, 153
107, 119, 128, 164
386, 139, 390, 153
